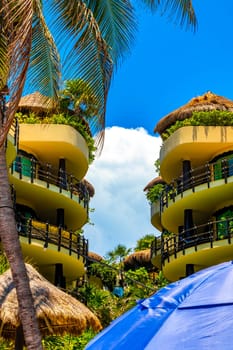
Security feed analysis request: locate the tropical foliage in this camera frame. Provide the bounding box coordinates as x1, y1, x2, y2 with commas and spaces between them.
134, 234, 155, 251
15, 111, 96, 163
161, 110, 233, 141
145, 183, 165, 203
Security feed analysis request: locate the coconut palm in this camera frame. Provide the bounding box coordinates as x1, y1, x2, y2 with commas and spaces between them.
0, 1, 196, 349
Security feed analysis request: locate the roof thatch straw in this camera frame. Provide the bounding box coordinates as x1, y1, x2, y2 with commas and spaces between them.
18, 92, 56, 112
154, 91, 233, 135
82, 179, 95, 198
124, 249, 152, 271
88, 252, 103, 262
0, 264, 102, 340
143, 176, 166, 192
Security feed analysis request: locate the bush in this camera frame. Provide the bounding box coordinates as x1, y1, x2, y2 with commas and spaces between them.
161, 110, 233, 141
15, 112, 96, 163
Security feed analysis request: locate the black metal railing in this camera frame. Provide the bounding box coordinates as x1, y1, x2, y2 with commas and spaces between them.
161, 157, 233, 210
151, 217, 233, 265
17, 218, 88, 263
11, 155, 89, 210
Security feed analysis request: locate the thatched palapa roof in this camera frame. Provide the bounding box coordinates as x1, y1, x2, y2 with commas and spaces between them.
88, 251, 103, 262
0, 264, 102, 340
82, 179, 95, 197
18, 91, 56, 112
124, 249, 152, 270
154, 91, 233, 135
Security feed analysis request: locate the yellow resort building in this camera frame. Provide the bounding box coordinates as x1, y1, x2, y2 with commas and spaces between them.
148, 92, 233, 281
6, 92, 95, 288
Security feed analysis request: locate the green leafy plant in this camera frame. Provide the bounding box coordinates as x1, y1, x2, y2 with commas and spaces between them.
87, 262, 117, 291
15, 112, 96, 163
146, 183, 165, 204
134, 234, 155, 251
161, 110, 233, 141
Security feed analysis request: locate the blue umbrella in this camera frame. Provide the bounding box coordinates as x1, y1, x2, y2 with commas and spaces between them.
86, 261, 233, 349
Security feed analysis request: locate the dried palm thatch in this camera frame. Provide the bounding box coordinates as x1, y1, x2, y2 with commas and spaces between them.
88, 252, 103, 262
124, 249, 152, 270
143, 176, 165, 192
154, 91, 233, 135
0, 264, 102, 341
17, 91, 56, 112
82, 179, 95, 198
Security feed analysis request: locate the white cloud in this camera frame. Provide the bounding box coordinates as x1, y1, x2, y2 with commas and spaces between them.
83, 127, 162, 257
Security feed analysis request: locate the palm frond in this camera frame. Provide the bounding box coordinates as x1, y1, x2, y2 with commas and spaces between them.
49, 0, 113, 151
87, 0, 136, 63
25, 0, 61, 100
0, 0, 34, 147
140, 0, 197, 30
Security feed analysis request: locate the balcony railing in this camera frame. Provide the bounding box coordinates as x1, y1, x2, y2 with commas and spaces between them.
17, 218, 88, 263
151, 217, 233, 265
161, 157, 233, 210
11, 155, 89, 209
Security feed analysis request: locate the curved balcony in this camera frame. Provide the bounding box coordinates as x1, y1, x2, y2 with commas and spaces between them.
10, 156, 89, 230
18, 124, 89, 179
17, 217, 88, 283
160, 126, 233, 182
151, 218, 233, 281
160, 157, 233, 232
151, 200, 162, 230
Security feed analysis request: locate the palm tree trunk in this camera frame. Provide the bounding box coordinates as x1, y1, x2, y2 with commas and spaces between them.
0, 146, 43, 350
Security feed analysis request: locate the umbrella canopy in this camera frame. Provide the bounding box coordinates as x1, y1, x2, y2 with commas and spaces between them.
86, 261, 233, 350
154, 91, 233, 135
0, 264, 102, 340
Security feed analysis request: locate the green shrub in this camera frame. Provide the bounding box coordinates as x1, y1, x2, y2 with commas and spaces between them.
146, 183, 165, 204
161, 110, 233, 141
15, 112, 96, 164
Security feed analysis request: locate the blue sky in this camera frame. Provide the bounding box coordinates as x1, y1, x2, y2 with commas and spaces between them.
106, 0, 233, 134
84, 1, 233, 257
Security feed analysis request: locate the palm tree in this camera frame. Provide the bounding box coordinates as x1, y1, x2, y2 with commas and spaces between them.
106, 244, 132, 264
0, 1, 197, 348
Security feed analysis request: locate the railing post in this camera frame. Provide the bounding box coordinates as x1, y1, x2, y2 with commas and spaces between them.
70, 175, 74, 199
58, 226, 62, 251
30, 157, 35, 183
77, 235, 81, 259
206, 163, 210, 188
19, 156, 22, 179
69, 231, 72, 255
28, 218, 32, 244
44, 222, 49, 248
209, 221, 213, 248
222, 158, 228, 183
174, 236, 177, 259
46, 163, 50, 188
227, 218, 231, 244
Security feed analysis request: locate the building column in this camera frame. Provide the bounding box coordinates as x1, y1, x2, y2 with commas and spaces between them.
54, 263, 66, 288
56, 208, 65, 228
184, 209, 194, 240
58, 158, 67, 189
182, 160, 191, 190
186, 264, 194, 277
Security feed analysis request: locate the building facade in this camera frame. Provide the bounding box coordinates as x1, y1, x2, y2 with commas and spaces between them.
148, 92, 233, 281
7, 92, 94, 288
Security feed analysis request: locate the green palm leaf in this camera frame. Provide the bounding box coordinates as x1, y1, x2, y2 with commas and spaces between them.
87, 0, 136, 63
25, 1, 61, 100
140, 0, 197, 30
48, 0, 113, 149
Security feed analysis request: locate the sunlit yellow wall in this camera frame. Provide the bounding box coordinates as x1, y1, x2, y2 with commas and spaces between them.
160, 126, 233, 182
